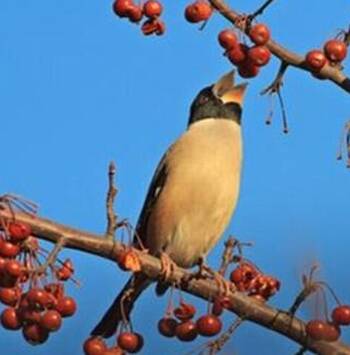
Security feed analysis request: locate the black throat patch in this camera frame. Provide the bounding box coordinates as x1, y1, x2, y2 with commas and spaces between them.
188, 86, 242, 127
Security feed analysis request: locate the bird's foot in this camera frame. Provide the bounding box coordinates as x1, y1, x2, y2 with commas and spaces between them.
159, 252, 177, 283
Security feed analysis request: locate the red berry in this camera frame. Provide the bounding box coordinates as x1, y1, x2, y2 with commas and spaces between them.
332, 305, 350, 326
19, 308, 42, 324
0, 257, 6, 271
0, 239, 20, 258
1, 307, 22, 330
227, 43, 249, 65
305, 50, 327, 71
56, 259, 74, 281
117, 332, 144, 353
324, 39, 347, 63
185, 1, 213, 23
196, 314, 222, 337
8, 222, 32, 242
83, 337, 108, 355
175, 320, 198, 341
56, 296, 77, 317
143, 0, 163, 18
4, 259, 23, 278
158, 317, 178, 337
238, 60, 260, 78
248, 46, 271, 67
127, 5, 143, 23
113, 0, 133, 18
323, 322, 341, 342
0, 286, 21, 306
249, 23, 271, 45
22, 323, 49, 345
174, 302, 196, 321
212, 296, 231, 316
306, 320, 327, 341
40, 310, 62, 332
218, 29, 238, 50
26, 288, 49, 308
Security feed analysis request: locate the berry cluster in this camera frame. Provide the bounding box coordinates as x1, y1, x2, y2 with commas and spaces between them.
306, 38, 348, 73
218, 24, 272, 79
112, 0, 165, 36
305, 305, 350, 342
157, 299, 225, 342
229, 261, 280, 302
0, 221, 77, 345
84, 331, 144, 354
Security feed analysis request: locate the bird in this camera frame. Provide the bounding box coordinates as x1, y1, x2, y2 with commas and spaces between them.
91, 70, 247, 338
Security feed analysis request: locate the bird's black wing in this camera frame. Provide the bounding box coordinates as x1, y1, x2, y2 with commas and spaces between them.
133, 151, 169, 249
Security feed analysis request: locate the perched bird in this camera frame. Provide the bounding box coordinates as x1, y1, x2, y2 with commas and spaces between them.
91, 71, 247, 338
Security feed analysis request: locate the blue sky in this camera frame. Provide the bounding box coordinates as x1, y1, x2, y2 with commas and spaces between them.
1, 0, 349, 354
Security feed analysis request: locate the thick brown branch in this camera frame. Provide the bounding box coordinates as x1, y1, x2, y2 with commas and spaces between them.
209, 0, 350, 94
1, 210, 349, 354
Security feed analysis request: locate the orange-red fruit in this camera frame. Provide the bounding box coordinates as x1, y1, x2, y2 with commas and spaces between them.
196, 314, 222, 337
5, 260, 23, 278
113, 0, 133, 18
248, 46, 271, 67
40, 310, 62, 332
22, 323, 49, 345
8, 222, 32, 241
323, 322, 341, 342
249, 23, 270, 45
238, 60, 260, 78
324, 39, 347, 63
218, 29, 238, 50
1, 307, 22, 330
0, 287, 21, 306
56, 259, 74, 281
305, 50, 327, 71
0, 240, 20, 258
83, 337, 108, 355
185, 1, 213, 23
56, 296, 77, 317
127, 5, 143, 23
117, 332, 144, 353
19, 308, 42, 324
158, 317, 178, 337
306, 320, 327, 341
174, 302, 196, 321
175, 320, 198, 342
26, 288, 49, 308
212, 296, 231, 316
227, 43, 249, 65
332, 305, 350, 326
143, 0, 163, 18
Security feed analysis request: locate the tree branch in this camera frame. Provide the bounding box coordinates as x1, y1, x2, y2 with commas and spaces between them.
1, 209, 349, 355
209, 0, 350, 94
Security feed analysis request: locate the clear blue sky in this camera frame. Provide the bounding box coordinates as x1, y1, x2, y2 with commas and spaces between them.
1, 1, 349, 354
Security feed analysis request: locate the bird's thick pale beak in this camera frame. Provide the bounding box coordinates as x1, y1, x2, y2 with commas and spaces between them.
212, 70, 248, 106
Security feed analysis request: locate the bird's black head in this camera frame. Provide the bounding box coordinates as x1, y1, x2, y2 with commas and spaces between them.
188, 71, 248, 127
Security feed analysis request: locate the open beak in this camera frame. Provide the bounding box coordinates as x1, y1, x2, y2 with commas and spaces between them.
212, 70, 248, 105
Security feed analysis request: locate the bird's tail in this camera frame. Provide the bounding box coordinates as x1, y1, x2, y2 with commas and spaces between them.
90, 273, 151, 338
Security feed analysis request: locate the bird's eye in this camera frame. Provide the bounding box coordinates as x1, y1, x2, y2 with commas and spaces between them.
198, 95, 209, 105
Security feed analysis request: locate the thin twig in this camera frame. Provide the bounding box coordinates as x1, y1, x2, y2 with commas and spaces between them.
35, 237, 66, 275
106, 161, 118, 239
261, 61, 289, 95
208, 317, 244, 354
218, 237, 236, 276
249, 0, 276, 21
